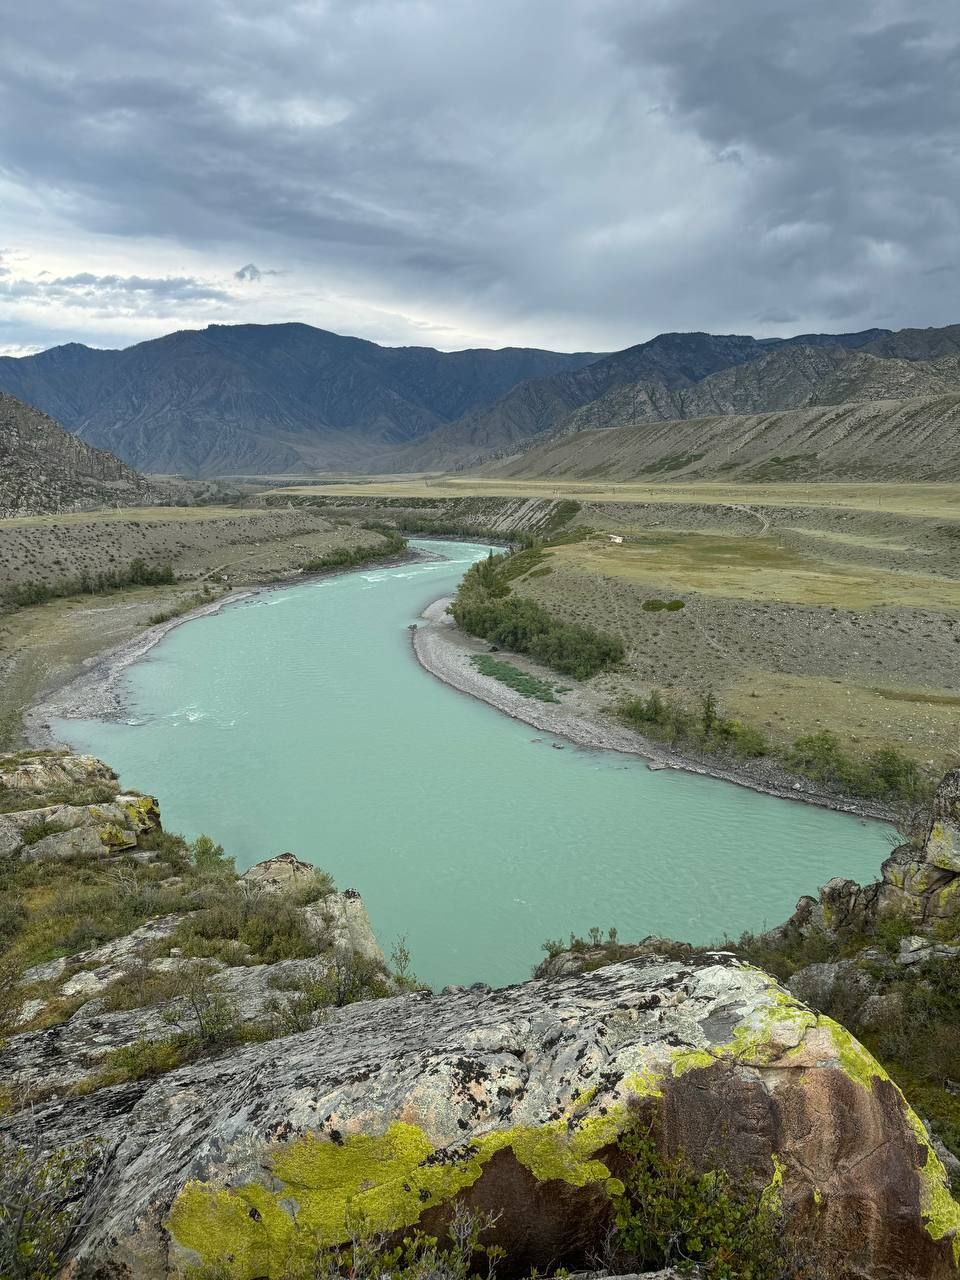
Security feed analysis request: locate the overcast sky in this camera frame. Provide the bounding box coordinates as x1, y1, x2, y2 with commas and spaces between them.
1, 0, 959, 355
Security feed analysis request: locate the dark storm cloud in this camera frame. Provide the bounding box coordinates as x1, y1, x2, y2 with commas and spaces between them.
2, 0, 959, 350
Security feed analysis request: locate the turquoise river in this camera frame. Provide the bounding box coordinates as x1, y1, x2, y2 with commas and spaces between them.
55, 538, 890, 988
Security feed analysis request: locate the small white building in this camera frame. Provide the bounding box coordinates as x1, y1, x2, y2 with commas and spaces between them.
607, 534, 624, 544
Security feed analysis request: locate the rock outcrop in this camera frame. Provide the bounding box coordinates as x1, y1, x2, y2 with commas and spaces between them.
773, 769, 960, 943
0, 750, 119, 801
0, 751, 161, 861
6, 882, 387, 1089
0, 392, 153, 517
3, 956, 957, 1279
0, 791, 161, 861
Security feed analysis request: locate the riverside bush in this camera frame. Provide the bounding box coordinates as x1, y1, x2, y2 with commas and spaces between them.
301, 528, 406, 574
619, 689, 769, 759
619, 690, 931, 804
784, 731, 926, 803
2, 558, 175, 610
452, 545, 623, 679
453, 594, 624, 678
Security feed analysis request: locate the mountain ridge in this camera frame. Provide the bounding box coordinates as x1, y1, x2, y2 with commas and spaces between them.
480, 393, 960, 483
8, 320, 960, 479
370, 328, 892, 471
0, 323, 601, 477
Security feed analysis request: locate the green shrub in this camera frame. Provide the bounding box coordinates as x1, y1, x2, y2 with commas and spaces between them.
785, 731, 928, 804
2, 559, 175, 611
449, 541, 624, 681
611, 1116, 785, 1279
0, 897, 26, 951
93, 1035, 185, 1085
301, 530, 407, 574
172, 884, 321, 963
189, 834, 235, 876
0, 1138, 99, 1279
620, 694, 930, 802
453, 594, 623, 679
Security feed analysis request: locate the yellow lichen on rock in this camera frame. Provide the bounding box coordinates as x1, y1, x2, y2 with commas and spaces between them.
168, 1116, 628, 1278
824, 1017, 960, 1261
97, 822, 135, 851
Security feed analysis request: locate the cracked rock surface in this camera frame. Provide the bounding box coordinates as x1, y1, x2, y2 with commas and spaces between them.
3, 955, 956, 1279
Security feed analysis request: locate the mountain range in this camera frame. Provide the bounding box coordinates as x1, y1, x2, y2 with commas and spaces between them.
0, 325, 599, 477
377, 328, 893, 471
3, 320, 960, 478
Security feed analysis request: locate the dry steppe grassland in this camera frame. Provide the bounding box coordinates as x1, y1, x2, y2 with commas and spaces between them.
266, 477, 960, 774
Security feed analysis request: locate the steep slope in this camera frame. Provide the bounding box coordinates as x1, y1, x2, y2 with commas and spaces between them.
0, 325, 600, 477
483, 394, 960, 482
377, 328, 890, 471
0, 393, 152, 516
552, 346, 960, 436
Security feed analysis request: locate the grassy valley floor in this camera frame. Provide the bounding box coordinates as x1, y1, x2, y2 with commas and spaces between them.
261, 478, 960, 794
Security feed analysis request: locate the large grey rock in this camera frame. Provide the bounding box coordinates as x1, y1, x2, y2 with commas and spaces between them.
877, 771, 960, 922
1, 792, 161, 860
240, 851, 317, 891
0, 751, 119, 801
2, 956, 957, 1280
55, 915, 186, 999
897, 936, 960, 967
312, 887, 385, 962
6, 956, 334, 1090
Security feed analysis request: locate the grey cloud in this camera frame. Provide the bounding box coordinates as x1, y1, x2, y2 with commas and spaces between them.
234, 263, 279, 282
0, 271, 232, 314
1, 0, 959, 350
46, 273, 231, 301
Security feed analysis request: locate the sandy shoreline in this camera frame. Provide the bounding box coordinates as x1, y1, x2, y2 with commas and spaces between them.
411, 595, 892, 823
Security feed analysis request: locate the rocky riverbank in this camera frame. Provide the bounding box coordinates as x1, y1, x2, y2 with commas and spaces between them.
2, 747, 959, 1278
411, 594, 892, 821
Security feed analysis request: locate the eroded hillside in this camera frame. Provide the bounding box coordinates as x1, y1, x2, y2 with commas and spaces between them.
484, 395, 960, 482
0, 393, 154, 517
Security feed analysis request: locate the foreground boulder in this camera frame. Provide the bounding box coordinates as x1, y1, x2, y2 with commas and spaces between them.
3, 955, 957, 1279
